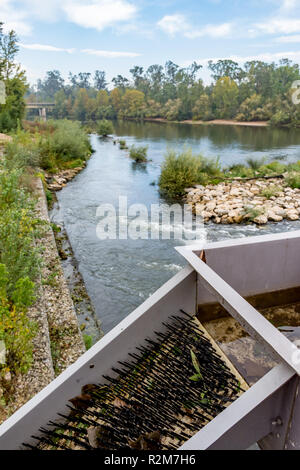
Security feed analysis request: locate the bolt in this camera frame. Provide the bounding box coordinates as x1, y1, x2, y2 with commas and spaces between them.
272, 417, 283, 427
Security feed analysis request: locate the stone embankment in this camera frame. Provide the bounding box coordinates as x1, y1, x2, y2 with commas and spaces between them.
45, 165, 85, 191
185, 179, 300, 225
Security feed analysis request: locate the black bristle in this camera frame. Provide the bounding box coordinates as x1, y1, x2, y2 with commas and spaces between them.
27, 312, 244, 451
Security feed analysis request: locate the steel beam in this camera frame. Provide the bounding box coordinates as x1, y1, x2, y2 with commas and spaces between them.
180, 363, 296, 450
176, 246, 300, 376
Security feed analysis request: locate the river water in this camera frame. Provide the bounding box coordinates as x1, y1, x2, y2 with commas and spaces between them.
51, 121, 300, 333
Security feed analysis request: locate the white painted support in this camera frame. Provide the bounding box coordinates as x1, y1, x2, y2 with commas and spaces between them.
176, 246, 300, 376
180, 363, 296, 450
0, 267, 196, 450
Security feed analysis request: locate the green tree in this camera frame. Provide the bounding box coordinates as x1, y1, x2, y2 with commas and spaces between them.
0, 23, 27, 131
212, 77, 239, 119
120, 89, 146, 119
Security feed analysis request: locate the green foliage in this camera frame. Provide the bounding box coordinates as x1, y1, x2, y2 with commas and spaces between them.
0, 24, 28, 131
212, 77, 239, 119
243, 206, 264, 221
0, 295, 37, 374
118, 139, 127, 150
129, 145, 148, 163
38, 120, 91, 170
189, 350, 203, 382
83, 334, 93, 350
260, 184, 282, 199
0, 140, 42, 378
26, 57, 300, 126
97, 119, 114, 136
11, 277, 36, 309
285, 173, 300, 189
159, 148, 221, 199
246, 157, 266, 170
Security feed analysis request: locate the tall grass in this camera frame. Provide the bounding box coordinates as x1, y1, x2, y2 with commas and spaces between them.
129, 145, 148, 163
38, 120, 92, 171
159, 148, 221, 199
0, 149, 41, 377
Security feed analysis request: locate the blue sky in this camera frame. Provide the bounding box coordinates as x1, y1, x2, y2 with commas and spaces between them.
2, 0, 300, 86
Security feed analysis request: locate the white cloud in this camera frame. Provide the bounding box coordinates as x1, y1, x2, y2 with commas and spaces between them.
157, 14, 188, 36
62, 0, 137, 31
81, 48, 141, 58
183, 51, 300, 67
1, 0, 32, 36
185, 22, 232, 39
20, 43, 75, 53
158, 14, 232, 39
280, 0, 298, 12
1, 0, 137, 36
255, 18, 300, 34
275, 34, 300, 43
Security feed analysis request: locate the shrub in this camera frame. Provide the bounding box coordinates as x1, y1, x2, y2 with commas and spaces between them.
38, 120, 91, 170
129, 145, 148, 163
159, 149, 220, 199
285, 173, 300, 189
263, 161, 286, 174
246, 157, 266, 171
119, 139, 128, 150
226, 163, 255, 179
243, 206, 264, 222
4, 140, 40, 171
260, 185, 282, 199
97, 119, 114, 137
0, 153, 42, 378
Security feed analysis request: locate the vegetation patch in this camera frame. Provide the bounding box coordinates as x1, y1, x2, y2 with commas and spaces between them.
159, 147, 300, 199
159, 149, 221, 199
97, 119, 114, 137
129, 145, 148, 163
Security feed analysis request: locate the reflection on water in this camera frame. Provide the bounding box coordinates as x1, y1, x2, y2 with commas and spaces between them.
114, 120, 300, 163
51, 123, 300, 333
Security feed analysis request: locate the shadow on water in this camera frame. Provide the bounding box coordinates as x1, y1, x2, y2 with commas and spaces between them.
52, 123, 300, 333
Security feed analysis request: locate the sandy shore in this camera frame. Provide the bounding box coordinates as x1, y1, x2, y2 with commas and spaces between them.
145, 118, 269, 127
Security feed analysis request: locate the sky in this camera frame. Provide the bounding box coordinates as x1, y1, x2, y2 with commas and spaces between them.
2, 0, 300, 86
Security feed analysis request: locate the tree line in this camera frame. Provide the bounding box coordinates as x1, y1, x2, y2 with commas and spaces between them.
26, 58, 300, 127
0, 23, 27, 132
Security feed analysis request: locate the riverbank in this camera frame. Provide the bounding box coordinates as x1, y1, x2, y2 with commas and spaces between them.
0, 124, 99, 423
144, 117, 269, 127
0, 176, 86, 423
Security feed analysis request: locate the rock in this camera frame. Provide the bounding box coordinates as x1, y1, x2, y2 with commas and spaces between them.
215, 207, 229, 216
272, 206, 286, 217
4, 371, 11, 383
286, 210, 299, 221
206, 201, 216, 211
267, 210, 283, 222
254, 215, 268, 225
201, 211, 214, 219
185, 188, 195, 193
230, 188, 240, 197
194, 204, 205, 215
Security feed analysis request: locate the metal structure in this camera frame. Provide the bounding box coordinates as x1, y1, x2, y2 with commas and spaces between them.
26, 103, 55, 122
0, 230, 299, 450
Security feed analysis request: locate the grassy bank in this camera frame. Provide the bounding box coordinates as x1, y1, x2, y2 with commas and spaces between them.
0, 120, 92, 405
159, 148, 300, 199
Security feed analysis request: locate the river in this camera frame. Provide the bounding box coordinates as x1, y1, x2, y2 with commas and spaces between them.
51, 121, 300, 333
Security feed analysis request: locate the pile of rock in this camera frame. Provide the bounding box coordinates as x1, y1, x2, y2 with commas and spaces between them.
46, 165, 85, 191
185, 179, 300, 225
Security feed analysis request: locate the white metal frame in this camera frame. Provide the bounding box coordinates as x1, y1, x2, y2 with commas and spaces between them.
0, 231, 300, 450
